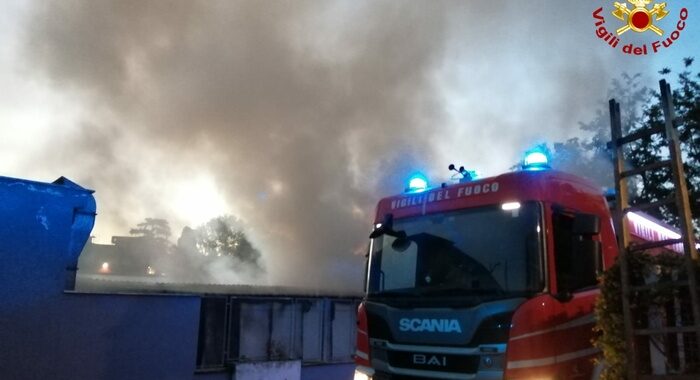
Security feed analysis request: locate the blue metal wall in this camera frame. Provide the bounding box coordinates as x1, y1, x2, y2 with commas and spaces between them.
0, 176, 201, 380
0, 175, 358, 380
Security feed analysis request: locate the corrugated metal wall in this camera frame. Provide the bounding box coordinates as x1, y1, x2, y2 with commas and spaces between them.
196, 296, 360, 370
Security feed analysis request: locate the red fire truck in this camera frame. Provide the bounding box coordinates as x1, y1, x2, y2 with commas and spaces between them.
353, 151, 689, 380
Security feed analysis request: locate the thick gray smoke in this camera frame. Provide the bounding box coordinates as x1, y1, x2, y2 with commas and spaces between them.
20, 1, 683, 290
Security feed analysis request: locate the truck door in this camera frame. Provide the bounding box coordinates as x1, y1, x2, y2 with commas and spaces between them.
549, 210, 602, 379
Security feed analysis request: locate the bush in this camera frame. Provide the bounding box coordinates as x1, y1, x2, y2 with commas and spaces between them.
594, 251, 697, 379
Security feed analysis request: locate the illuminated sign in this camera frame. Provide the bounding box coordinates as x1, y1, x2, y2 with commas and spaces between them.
399, 318, 463, 333
627, 211, 683, 252
391, 182, 500, 210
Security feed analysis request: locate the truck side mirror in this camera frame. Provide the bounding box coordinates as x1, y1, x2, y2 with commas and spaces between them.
554, 212, 602, 302
570, 239, 602, 287
369, 213, 394, 239
390, 234, 411, 252
556, 239, 601, 302
572, 213, 600, 235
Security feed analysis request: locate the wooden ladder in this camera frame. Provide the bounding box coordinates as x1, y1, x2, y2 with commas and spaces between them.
609, 79, 700, 379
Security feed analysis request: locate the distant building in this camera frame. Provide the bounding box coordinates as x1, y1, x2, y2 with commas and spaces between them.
78, 235, 163, 277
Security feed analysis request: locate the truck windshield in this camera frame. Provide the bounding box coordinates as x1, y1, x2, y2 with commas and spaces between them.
367, 202, 543, 300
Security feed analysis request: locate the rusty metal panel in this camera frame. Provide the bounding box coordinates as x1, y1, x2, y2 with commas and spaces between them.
302, 299, 325, 362
270, 301, 301, 360
238, 302, 272, 361
331, 302, 356, 361
196, 297, 228, 368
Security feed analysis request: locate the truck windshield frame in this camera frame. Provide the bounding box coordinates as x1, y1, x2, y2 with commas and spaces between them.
367, 202, 545, 302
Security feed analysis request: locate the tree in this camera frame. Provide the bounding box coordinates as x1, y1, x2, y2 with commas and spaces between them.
625, 58, 700, 233
103, 217, 175, 276
193, 216, 264, 272
583, 59, 700, 379
129, 217, 172, 244
170, 215, 265, 283
106, 216, 264, 282
544, 58, 698, 234
542, 73, 650, 189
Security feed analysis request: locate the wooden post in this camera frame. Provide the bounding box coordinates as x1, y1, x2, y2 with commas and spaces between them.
610, 98, 638, 379
659, 79, 700, 336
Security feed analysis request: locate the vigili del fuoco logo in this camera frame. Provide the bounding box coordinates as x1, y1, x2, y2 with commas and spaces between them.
593, 1, 688, 55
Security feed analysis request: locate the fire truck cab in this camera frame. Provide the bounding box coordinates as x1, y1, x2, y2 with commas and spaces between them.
354, 152, 676, 380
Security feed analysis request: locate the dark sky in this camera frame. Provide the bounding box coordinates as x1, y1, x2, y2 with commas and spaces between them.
1, 0, 698, 290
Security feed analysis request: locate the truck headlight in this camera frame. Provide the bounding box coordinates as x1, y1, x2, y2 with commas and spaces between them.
353, 370, 371, 380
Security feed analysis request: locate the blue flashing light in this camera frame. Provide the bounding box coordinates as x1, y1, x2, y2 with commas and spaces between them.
522, 150, 550, 171
406, 174, 428, 193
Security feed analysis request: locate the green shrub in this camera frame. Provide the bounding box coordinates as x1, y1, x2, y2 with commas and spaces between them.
593, 251, 694, 379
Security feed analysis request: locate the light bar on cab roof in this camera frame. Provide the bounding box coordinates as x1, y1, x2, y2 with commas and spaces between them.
522, 149, 551, 171
501, 202, 521, 211
406, 173, 429, 193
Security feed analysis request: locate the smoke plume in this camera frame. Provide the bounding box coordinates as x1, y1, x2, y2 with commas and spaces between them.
18, 1, 683, 290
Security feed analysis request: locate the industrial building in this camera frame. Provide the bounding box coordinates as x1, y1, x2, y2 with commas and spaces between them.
0, 175, 359, 380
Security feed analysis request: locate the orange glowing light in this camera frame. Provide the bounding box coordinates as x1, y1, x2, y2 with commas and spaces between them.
99, 262, 111, 274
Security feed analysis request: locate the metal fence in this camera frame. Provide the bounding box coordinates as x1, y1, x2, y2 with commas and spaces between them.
196, 295, 361, 370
